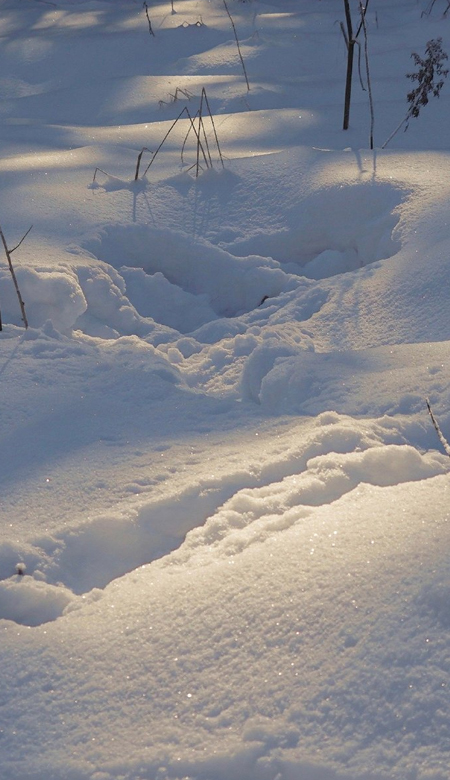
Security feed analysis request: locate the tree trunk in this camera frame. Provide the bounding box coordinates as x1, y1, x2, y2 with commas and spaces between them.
342, 0, 354, 130
343, 40, 355, 129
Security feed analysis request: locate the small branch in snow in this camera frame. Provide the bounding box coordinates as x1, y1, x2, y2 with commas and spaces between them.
0, 224, 30, 330
426, 398, 450, 457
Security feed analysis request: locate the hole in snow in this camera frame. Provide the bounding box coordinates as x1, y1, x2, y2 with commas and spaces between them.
74, 182, 403, 338
2, 183, 404, 336
0, 575, 75, 627
82, 225, 292, 334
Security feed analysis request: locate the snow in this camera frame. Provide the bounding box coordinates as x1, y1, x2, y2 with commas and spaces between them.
1, 0, 450, 778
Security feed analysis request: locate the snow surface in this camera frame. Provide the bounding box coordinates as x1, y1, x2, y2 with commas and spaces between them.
1, 0, 450, 778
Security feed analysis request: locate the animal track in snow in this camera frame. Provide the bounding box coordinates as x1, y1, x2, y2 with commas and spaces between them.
0, 415, 446, 627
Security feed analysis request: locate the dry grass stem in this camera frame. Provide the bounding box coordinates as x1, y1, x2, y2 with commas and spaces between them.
223, 0, 250, 91
134, 147, 153, 181
426, 398, 450, 457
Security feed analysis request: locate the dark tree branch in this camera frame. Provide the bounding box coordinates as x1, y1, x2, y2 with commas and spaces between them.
0, 225, 29, 329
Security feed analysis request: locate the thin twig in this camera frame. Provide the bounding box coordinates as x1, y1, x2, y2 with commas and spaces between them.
359, 0, 374, 149
142, 107, 190, 177
422, 0, 439, 16
356, 39, 365, 91
381, 116, 408, 149
143, 2, 155, 36
196, 99, 202, 176
93, 167, 111, 182
426, 398, 450, 457
10, 225, 33, 254
142, 107, 208, 179
339, 20, 349, 50
181, 110, 197, 166
200, 114, 213, 169
169, 87, 192, 103
191, 101, 211, 177
0, 225, 29, 329
134, 147, 153, 181
201, 88, 225, 168
223, 0, 250, 91
198, 91, 213, 171
179, 108, 209, 171
354, 0, 370, 38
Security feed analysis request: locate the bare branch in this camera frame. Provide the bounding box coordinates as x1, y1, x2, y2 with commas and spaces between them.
10, 225, 33, 254
143, 2, 155, 36
339, 20, 349, 50
0, 225, 29, 329
354, 0, 370, 39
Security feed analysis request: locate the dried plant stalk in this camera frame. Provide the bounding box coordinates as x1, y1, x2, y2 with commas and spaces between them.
426, 398, 450, 457
223, 0, 250, 91
200, 88, 225, 168
134, 147, 153, 181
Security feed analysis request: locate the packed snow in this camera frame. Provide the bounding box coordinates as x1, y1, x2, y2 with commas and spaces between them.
1, 0, 450, 778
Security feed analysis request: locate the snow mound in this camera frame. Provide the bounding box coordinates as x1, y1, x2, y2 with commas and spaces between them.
254, 342, 450, 417
227, 181, 404, 279
0, 266, 86, 332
